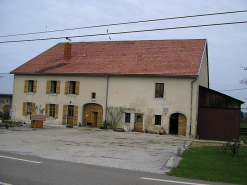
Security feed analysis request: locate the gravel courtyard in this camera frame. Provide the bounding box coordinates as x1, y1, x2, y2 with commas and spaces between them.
0, 124, 192, 174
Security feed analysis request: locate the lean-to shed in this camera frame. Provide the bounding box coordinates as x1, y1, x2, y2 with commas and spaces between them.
197, 86, 244, 141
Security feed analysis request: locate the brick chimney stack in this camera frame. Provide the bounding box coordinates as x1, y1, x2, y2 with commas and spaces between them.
64, 42, 71, 60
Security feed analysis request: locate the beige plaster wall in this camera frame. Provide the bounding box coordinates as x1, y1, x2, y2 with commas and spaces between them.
12, 75, 107, 124
107, 76, 192, 135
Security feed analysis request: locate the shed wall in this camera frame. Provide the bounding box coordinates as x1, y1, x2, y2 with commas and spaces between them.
197, 108, 240, 141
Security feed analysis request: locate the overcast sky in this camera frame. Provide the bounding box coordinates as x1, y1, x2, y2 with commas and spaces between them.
0, 0, 246, 109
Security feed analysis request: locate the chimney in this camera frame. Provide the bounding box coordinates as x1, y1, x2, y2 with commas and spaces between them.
64, 42, 71, 60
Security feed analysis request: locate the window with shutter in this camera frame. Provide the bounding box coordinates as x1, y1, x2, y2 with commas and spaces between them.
24, 80, 37, 93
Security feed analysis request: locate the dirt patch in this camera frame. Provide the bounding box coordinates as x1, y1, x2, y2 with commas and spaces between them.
190, 140, 225, 147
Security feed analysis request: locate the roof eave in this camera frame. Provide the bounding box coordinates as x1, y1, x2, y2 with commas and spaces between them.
11, 72, 198, 78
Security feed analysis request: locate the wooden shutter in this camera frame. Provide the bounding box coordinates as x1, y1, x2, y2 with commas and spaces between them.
46, 81, 50, 94
64, 81, 69, 95
160, 83, 164, 97
24, 80, 28, 93
75, 81, 80, 95
55, 104, 59, 119
155, 83, 160, 98
22, 102, 27, 116
62, 105, 67, 124
33, 80, 37, 93
32, 103, 36, 114
56, 81, 60, 94
45, 104, 49, 117
74, 106, 78, 125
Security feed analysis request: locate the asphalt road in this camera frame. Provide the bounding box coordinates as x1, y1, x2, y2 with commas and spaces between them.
0, 151, 231, 185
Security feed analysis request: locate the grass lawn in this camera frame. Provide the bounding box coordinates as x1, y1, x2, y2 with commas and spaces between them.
240, 122, 247, 128
167, 145, 247, 185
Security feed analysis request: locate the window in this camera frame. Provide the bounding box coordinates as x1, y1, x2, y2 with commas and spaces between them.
49, 104, 55, 117
50, 81, 57, 93
91, 92, 96, 100
22, 102, 35, 116
155, 83, 164, 98
45, 104, 59, 119
69, 81, 76, 94
46, 80, 60, 94
24, 80, 37, 93
125, 113, 131, 123
27, 102, 33, 114
155, 115, 161, 125
137, 115, 142, 122
28, 80, 34, 92
65, 81, 80, 95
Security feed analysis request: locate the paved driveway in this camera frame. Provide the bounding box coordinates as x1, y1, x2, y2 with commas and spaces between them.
0, 124, 191, 174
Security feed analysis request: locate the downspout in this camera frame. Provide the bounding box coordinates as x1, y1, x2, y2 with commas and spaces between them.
190, 78, 197, 136
105, 75, 109, 121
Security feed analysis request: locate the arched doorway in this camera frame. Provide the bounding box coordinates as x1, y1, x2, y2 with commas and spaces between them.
83, 103, 103, 128
169, 113, 187, 136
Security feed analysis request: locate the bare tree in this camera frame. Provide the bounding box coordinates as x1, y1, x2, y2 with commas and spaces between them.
106, 107, 134, 129
240, 66, 247, 85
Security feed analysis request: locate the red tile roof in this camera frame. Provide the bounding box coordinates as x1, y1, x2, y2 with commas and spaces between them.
11, 39, 207, 76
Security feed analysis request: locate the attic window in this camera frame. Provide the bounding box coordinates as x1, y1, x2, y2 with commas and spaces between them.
83, 55, 86, 57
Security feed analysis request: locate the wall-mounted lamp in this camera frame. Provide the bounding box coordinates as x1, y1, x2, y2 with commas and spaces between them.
70, 100, 72, 104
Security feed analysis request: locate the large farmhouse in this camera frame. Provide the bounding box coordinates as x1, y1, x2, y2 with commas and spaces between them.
11, 39, 243, 140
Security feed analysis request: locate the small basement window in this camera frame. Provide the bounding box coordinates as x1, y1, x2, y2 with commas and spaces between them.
125, 113, 131, 123
155, 115, 161, 126
91, 92, 96, 100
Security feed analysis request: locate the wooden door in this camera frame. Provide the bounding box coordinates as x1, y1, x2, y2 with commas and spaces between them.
91, 112, 97, 127
67, 106, 74, 125
134, 113, 143, 131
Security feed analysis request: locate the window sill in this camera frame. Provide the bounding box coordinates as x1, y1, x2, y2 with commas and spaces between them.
26, 93, 35, 95
49, 93, 57, 96
67, 94, 76, 97
154, 97, 165, 100
91, 99, 96, 101
47, 117, 56, 120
